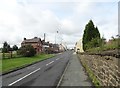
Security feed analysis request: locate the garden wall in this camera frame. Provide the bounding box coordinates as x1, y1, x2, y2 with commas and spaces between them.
78, 52, 119, 86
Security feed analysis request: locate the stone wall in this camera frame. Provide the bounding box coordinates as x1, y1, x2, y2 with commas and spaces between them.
78, 54, 120, 86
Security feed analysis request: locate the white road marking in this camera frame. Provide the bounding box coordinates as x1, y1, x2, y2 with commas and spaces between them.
8, 68, 41, 86
56, 58, 60, 60
46, 61, 54, 66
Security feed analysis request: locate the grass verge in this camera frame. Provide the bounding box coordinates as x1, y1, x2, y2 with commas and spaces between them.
1, 54, 54, 73
82, 63, 101, 88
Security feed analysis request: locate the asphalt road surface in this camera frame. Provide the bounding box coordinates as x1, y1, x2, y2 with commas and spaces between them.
2, 51, 73, 87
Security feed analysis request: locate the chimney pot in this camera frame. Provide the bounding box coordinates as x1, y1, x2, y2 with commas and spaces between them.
34, 37, 37, 38
24, 38, 26, 40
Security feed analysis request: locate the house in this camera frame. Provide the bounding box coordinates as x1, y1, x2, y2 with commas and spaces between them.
42, 40, 50, 53
52, 44, 59, 53
59, 44, 67, 52
75, 39, 84, 53
21, 37, 42, 54
42, 40, 59, 54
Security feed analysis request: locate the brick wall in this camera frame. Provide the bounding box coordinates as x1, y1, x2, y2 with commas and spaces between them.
78, 54, 120, 86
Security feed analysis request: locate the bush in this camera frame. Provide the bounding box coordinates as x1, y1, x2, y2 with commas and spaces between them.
18, 45, 36, 57
85, 37, 101, 50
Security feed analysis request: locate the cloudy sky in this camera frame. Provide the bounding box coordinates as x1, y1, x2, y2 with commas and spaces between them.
0, 0, 119, 48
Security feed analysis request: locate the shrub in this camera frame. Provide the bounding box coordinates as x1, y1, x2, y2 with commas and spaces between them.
18, 45, 36, 57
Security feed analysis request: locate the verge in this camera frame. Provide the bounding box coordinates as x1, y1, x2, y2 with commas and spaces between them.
1, 55, 55, 76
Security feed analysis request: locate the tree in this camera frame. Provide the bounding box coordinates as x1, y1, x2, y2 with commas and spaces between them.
2, 42, 11, 53
18, 45, 36, 57
86, 37, 101, 49
101, 36, 106, 46
12, 45, 18, 51
95, 27, 100, 38
82, 20, 101, 51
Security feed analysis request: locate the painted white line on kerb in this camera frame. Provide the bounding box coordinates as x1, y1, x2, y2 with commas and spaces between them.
56, 58, 60, 60
8, 68, 41, 86
46, 61, 54, 66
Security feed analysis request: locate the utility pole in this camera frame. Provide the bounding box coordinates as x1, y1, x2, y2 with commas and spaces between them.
55, 33, 56, 44
55, 31, 58, 44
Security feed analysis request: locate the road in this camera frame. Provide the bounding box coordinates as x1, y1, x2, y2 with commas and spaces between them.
2, 51, 73, 87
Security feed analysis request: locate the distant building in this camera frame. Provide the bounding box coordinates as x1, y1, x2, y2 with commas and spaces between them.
75, 39, 84, 53
59, 44, 66, 52
21, 37, 42, 54
42, 40, 50, 53
52, 44, 59, 53
42, 40, 59, 54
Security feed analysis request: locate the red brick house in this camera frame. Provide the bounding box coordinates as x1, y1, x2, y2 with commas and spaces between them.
41, 40, 59, 54
21, 37, 42, 54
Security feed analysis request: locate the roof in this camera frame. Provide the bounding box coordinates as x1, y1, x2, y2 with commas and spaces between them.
22, 37, 41, 44
41, 40, 59, 47
53, 44, 59, 47
42, 40, 50, 45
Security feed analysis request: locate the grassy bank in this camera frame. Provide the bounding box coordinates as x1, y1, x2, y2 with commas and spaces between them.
1, 54, 54, 73
82, 63, 101, 88
86, 39, 119, 53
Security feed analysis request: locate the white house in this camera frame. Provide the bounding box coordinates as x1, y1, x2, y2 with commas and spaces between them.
75, 39, 84, 53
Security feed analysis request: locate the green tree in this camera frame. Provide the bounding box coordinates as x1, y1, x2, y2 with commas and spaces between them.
2, 42, 11, 53
12, 45, 18, 51
95, 27, 100, 38
82, 20, 101, 51
18, 45, 36, 57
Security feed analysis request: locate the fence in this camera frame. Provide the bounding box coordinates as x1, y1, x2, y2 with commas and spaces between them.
1, 51, 21, 59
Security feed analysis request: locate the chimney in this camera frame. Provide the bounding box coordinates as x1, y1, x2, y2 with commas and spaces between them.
44, 33, 46, 42
24, 38, 26, 40
34, 37, 37, 39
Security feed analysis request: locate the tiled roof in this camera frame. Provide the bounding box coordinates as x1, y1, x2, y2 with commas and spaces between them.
22, 37, 41, 44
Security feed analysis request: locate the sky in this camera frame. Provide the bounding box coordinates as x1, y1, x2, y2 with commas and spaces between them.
0, 0, 119, 48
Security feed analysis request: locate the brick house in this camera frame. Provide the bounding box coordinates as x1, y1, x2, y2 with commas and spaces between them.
41, 40, 59, 54
21, 37, 42, 54
41, 40, 50, 53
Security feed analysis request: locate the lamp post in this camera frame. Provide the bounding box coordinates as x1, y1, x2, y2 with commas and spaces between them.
55, 31, 58, 44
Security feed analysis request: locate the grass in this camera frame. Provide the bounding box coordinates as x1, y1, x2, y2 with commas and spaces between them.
82, 63, 101, 88
1, 54, 54, 73
86, 39, 119, 53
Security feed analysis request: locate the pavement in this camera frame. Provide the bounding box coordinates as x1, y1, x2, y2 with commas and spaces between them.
59, 52, 93, 87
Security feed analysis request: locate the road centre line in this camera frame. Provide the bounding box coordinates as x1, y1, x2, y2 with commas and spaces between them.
8, 68, 41, 86
56, 58, 60, 60
46, 61, 54, 66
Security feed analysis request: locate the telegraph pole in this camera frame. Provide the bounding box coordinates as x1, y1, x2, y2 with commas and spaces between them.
55, 31, 58, 44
